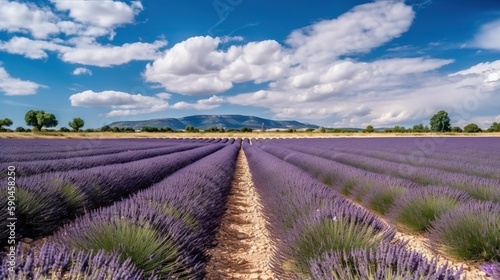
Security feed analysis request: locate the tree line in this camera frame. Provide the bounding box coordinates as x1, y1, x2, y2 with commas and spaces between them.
0, 109, 499, 133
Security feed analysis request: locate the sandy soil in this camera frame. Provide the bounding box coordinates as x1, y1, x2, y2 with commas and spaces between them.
205, 149, 275, 280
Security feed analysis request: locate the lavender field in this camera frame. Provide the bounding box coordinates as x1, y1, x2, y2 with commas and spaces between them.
0, 137, 499, 279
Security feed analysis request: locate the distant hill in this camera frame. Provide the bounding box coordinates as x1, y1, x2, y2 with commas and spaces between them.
107, 115, 319, 130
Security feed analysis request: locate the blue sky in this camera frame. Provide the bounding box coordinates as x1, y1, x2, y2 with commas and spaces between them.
0, 0, 499, 129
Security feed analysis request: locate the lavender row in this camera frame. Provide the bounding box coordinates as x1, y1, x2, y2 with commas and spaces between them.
2, 142, 240, 279
242, 143, 461, 279
0, 140, 177, 162
0, 244, 149, 279
264, 137, 500, 171
0, 138, 223, 162
0, 143, 226, 243
253, 140, 500, 264
256, 139, 500, 203
0, 138, 182, 156
0, 143, 205, 177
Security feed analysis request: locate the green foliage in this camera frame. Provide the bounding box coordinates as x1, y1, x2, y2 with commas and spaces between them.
68, 117, 85, 132
59, 127, 71, 132
0, 118, 13, 130
430, 110, 451, 132
451, 126, 463, 132
25, 110, 58, 131
240, 127, 253, 132
142, 126, 159, 132
15, 126, 26, 132
185, 125, 199, 132
65, 219, 180, 277
391, 195, 461, 232
285, 218, 385, 277
204, 126, 225, 132
463, 123, 482, 133
363, 125, 374, 133
487, 122, 500, 132
100, 125, 111, 132
85, 128, 96, 132
366, 186, 407, 215
318, 126, 326, 133
412, 123, 429, 132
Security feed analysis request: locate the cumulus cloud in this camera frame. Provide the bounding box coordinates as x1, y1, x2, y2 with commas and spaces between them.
69, 90, 223, 117
0, 0, 60, 39
72, 67, 92, 76
62, 40, 167, 67
144, 36, 290, 95
172, 95, 225, 110
51, 0, 143, 29
0, 0, 166, 67
286, 1, 415, 64
0, 67, 44, 95
473, 20, 500, 51
0, 37, 167, 67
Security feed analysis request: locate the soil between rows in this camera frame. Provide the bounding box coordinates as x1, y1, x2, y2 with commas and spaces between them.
205, 148, 275, 280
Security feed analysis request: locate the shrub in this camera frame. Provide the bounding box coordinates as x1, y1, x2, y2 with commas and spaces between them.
365, 185, 408, 215
310, 242, 462, 280
429, 201, 500, 261
388, 187, 470, 232
59, 216, 181, 277
0, 243, 148, 279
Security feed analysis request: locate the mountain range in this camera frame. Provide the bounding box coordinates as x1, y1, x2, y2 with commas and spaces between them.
107, 115, 319, 130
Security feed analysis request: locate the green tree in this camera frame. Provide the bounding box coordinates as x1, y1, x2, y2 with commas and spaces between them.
15, 126, 26, 132
59, 127, 71, 132
487, 122, 500, 132
412, 123, 425, 132
68, 117, 85, 132
25, 110, 58, 131
185, 125, 199, 132
0, 118, 13, 131
100, 125, 111, 132
430, 110, 451, 132
363, 125, 375, 133
451, 126, 463, 133
463, 123, 482, 133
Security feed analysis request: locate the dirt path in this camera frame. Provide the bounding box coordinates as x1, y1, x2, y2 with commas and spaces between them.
205, 148, 274, 280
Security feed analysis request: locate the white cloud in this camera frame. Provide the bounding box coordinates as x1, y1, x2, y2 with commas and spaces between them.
0, 67, 44, 95
69, 90, 170, 117
0, 37, 69, 59
286, 1, 415, 64
473, 19, 500, 51
0, 37, 167, 67
172, 95, 225, 110
0, 0, 60, 39
61, 40, 167, 67
72, 67, 92, 76
70, 90, 225, 116
0, 1, 165, 67
51, 0, 143, 29
144, 36, 290, 95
